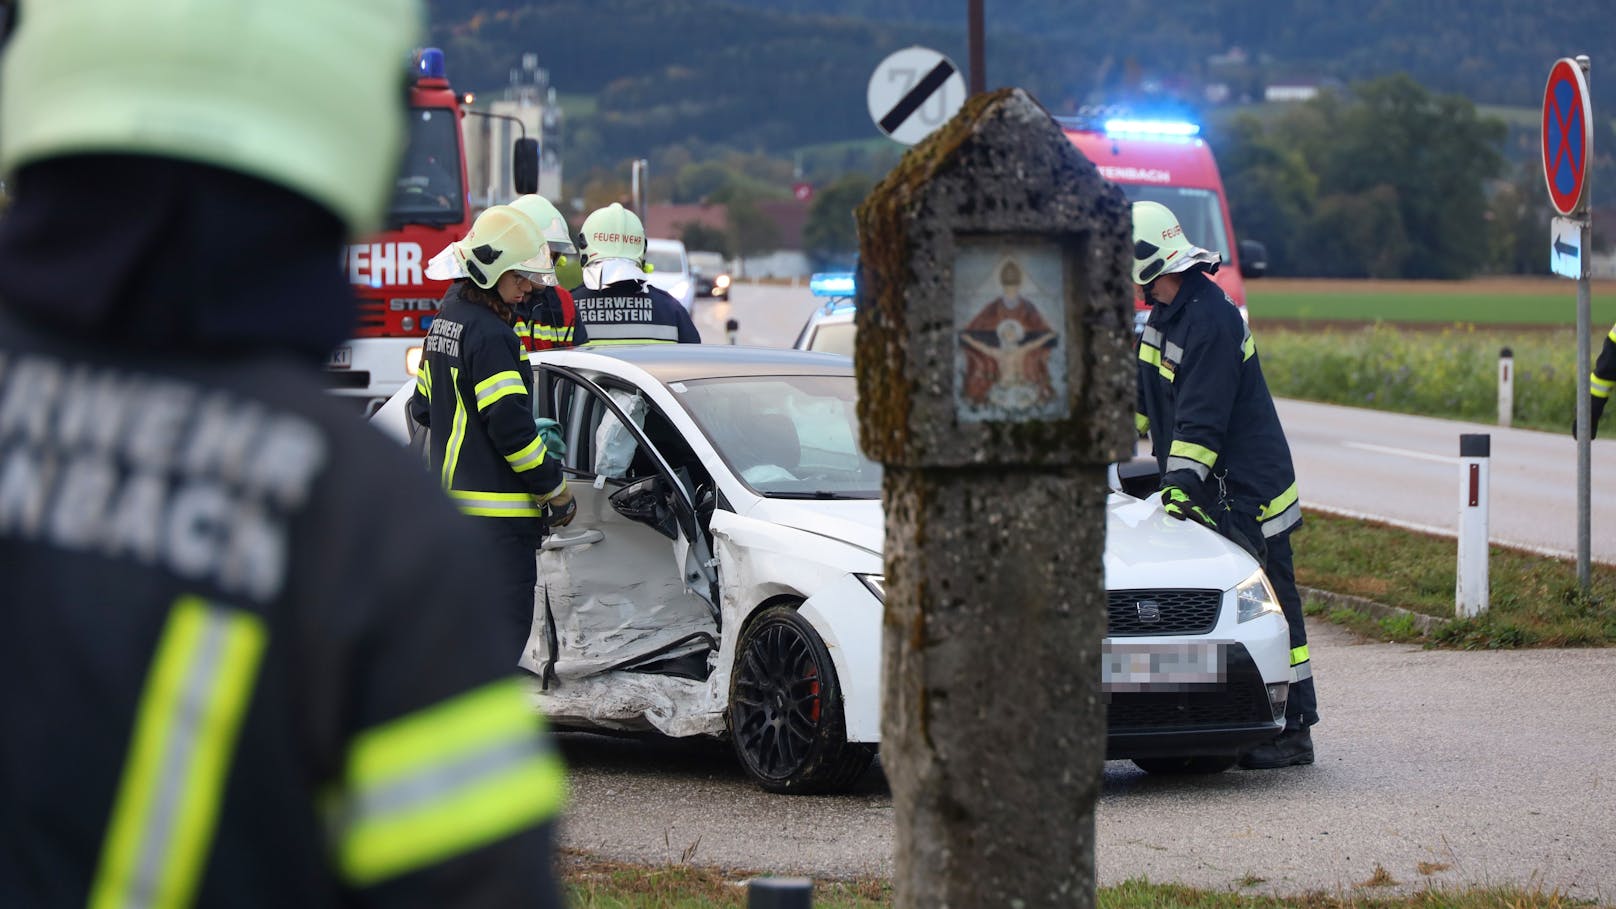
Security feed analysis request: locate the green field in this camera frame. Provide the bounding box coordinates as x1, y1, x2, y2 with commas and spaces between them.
1246, 279, 1616, 326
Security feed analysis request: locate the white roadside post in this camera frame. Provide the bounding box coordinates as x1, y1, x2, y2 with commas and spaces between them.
1457, 434, 1491, 617
1497, 346, 1514, 427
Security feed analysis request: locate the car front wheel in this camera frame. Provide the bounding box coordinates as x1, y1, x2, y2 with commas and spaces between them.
728, 605, 874, 793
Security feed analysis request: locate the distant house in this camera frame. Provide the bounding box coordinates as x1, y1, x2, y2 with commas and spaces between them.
1265, 83, 1321, 103
645, 199, 814, 278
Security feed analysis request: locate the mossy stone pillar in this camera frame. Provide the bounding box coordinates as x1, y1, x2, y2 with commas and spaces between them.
854, 88, 1134, 908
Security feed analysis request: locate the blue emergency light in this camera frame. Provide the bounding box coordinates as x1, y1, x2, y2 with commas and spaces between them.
416, 47, 446, 80
809, 273, 856, 297
1103, 118, 1200, 138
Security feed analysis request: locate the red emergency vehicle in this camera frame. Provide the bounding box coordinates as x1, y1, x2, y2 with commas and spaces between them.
1059, 112, 1265, 326
325, 48, 537, 414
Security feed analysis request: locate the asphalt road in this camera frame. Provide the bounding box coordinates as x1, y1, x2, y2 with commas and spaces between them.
552, 285, 1616, 901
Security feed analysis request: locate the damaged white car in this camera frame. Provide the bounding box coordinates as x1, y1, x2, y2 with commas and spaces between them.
373, 345, 1294, 793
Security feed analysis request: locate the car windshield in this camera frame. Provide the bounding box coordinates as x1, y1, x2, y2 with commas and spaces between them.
1120, 185, 1230, 261
806, 320, 856, 357
674, 374, 881, 498
389, 108, 464, 226
645, 248, 686, 274
688, 252, 725, 272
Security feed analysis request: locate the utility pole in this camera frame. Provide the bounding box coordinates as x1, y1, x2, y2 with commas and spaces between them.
968, 0, 985, 94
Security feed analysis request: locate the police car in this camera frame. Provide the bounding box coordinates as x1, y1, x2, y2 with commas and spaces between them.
373, 343, 1294, 791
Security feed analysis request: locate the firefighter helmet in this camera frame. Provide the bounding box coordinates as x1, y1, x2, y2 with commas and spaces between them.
578, 203, 647, 263
450, 205, 553, 289
510, 194, 577, 258
1131, 201, 1220, 285
0, 0, 419, 237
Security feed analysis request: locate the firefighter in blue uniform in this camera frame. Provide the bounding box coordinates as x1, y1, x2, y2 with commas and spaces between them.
510, 194, 589, 350
1131, 201, 1318, 769
571, 203, 701, 345
1574, 321, 1616, 439
409, 205, 575, 653
0, 1, 567, 905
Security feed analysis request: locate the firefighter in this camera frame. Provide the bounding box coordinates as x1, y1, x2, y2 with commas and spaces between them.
0, 2, 566, 906
409, 205, 576, 653
572, 203, 702, 344
511, 194, 589, 350
1573, 321, 1616, 439
1131, 200, 1318, 769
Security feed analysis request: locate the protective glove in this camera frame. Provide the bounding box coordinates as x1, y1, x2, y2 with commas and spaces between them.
1161, 485, 1218, 529
546, 487, 577, 528
1158, 469, 1218, 530
1573, 396, 1607, 440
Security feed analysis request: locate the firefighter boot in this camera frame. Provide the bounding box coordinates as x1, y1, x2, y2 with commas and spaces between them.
1239, 725, 1314, 769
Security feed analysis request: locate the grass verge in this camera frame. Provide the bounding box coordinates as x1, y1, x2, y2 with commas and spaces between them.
561, 853, 1595, 908
1294, 511, 1616, 648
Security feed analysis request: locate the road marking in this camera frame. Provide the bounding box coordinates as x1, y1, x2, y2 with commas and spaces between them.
1342, 442, 1455, 465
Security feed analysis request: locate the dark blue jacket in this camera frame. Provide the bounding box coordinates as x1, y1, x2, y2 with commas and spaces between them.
1136, 269, 1301, 539
572, 278, 701, 345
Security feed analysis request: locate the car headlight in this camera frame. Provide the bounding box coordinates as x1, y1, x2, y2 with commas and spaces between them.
856, 573, 885, 602
404, 345, 423, 376
1235, 569, 1282, 623
671, 279, 691, 299
714, 274, 731, 289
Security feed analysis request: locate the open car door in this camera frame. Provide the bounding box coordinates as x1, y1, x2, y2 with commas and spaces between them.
523, 365, 720, 691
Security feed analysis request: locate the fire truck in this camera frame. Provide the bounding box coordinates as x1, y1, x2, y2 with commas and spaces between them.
325, 47, 538, 414
1058, 112, 1266, 329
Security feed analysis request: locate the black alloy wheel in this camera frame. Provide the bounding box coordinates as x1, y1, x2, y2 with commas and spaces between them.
728, 605, 873, 794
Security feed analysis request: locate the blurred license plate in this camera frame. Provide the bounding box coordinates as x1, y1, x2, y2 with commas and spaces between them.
326, 345, 352, 369
1102, 641, 1225, 692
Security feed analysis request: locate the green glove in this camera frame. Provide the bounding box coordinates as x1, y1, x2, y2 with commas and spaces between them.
1161, 485, 1218, 529
534, 417, 567, 458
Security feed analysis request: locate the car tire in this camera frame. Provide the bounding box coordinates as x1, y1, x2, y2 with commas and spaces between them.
1131, 755, 1238, 775
728, 604, 874, 794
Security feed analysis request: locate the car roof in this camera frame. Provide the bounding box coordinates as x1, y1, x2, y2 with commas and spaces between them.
646, 238, 686, 251
548, 344, 853, 383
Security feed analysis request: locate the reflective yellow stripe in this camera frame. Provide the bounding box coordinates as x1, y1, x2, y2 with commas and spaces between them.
335, 678, 566, 886
474, 370, 527, 411
1241, 333, 1256, 361
415, 360, 432, 402
513, 321, 531, 342
90, 597, 266, 909
1607, 324, 1616, 344
504, 434, 548, 473
1168, 440, 1218, 468
1290, 644, 1310, 666
1135, 413, 1150, 435
1258, 482, 1300, 522
441, 366, 467, 489
448, 489, 545, 517
1592, 373, 1615, 399
1137, 344, 1161, 367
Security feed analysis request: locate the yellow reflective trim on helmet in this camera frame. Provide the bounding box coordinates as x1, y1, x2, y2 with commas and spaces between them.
334, 678, 566, 886
89, 597, 266, 909
1290, 644, 1310, 666
1168, 440, 1218, 468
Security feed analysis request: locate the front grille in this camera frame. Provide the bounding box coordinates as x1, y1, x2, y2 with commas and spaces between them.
1107, 588, 1221, 636
356, 300, 389, 331
1107, 644, 1274, 732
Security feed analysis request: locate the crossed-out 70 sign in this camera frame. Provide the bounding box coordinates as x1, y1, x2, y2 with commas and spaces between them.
1543, 57, 1593, 216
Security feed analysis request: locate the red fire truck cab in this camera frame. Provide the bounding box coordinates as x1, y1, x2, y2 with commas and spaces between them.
1059, 113, 1265, 330
325, 48, 537, 414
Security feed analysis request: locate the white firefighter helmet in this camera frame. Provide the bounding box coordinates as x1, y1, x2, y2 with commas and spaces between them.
509, 194, 577, 258
445, 204, 552, 289
578, 203, 651, 290
1131, 200, 1220, 286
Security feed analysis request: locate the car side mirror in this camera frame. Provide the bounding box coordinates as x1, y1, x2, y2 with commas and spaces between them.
1238, 239, 1268, 279
513, 138, 539, 195
609, 475, 678, 540
1115, 456, 1162, 501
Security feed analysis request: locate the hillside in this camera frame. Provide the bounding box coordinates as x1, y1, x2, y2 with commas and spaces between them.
427, 0, 1612, 163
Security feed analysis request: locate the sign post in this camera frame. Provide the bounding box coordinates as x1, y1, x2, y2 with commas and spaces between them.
1543, 54, 1594, 589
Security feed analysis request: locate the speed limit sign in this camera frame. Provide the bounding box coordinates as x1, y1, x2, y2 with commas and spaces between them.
866, 46, 968, 146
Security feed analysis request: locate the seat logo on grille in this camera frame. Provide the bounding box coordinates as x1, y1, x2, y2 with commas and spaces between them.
1135, 600, 1162, 623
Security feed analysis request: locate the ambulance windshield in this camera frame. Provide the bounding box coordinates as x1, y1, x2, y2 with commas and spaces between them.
389, 108, 465, 226
1123, 185, 1231, 262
